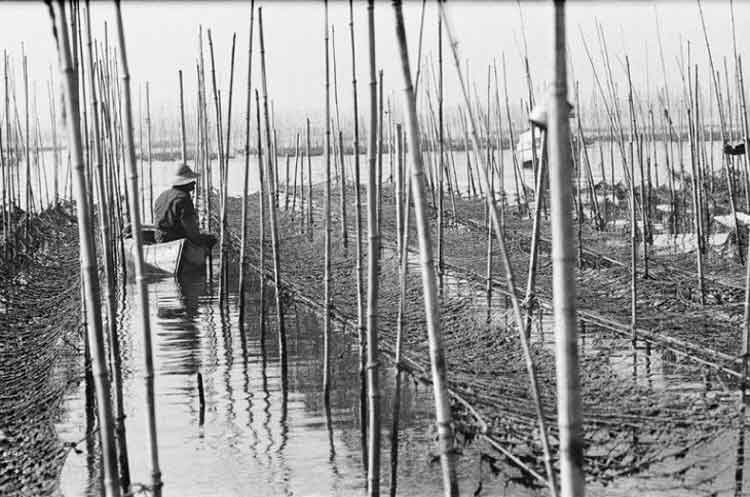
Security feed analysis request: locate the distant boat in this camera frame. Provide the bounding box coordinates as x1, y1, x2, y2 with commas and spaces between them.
515, 129, 543, 168
124, 226, 207, 275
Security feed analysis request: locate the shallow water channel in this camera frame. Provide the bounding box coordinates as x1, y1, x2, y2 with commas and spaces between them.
54, 262, 534, 496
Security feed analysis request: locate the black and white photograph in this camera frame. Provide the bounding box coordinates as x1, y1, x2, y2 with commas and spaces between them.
2, 1, 750, 496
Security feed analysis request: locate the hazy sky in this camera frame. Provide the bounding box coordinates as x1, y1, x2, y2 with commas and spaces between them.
2, 1, 750, 141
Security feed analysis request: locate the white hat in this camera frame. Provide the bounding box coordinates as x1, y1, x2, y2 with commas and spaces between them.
529, 99, 576, 129
172, 163, 198, 187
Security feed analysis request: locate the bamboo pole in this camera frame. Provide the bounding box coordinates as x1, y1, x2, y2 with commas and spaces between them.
48, 3, 121, 496
366, 3, 382, 495
291, 133, 299, 213
689, 64, 705, 305
548, 3, 584, 495
256, 88, 266, 338
258, 7, 288, 384
437, 13, 444, 282
439, 3, 557, 494
179, 70, 187, 164
145, 81, 153, 222
219, 33, 237, 302
393, 2, 457, 495
322, 0, 333, 402
349, 0, 368, 473
113, 3, 163, 494
238, 1, 256, 325
389, 145, 411, 497
626, 57, 638, 342
307, 117, 313, 236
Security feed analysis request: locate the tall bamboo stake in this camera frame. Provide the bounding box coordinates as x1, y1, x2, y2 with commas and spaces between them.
689, 64, 705, 305
258, 7, 287, 383
349, 0, 368, 473
113, 3, 162, 494
322, 0, 333, 402
256, 89, 266, 340
145, 81, 153, 222
439, 3, 557, 494
548, 3, 584, 495
626, 57, 638, 342
393, 2, 458, 495
219, 33, 237, 302
365, 3, 382, 495
238, 1, 256, 325
389, 146, 411, 497
48, 3, 121, 496
437, 13, 444, 282
307, 117, 313, 236
179, 70, 187, 164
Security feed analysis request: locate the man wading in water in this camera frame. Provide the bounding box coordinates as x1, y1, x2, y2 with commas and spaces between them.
153, 163, 217, 248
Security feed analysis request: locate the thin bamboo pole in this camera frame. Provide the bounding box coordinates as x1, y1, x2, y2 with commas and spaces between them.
393, 2, 457, 495
145, 81, 153, 222
548, 3, 584, 495
626, 57, 638, 342
307, 117, 313, 236
291, 133, 300, 213
349, 0, 368, 474
389, 147, 410, 497
48, 3, 121, 496
366, 3, 382, 495
238, 1, 256, 325
322, 0, 333, 402
689, 64, 705, 305
258, 7, 287, 384
220, 34, 237, 302
113, 3, 162, 494
437, 14, 444, 281
255, 88, 266, 338
179, 70, 187, 164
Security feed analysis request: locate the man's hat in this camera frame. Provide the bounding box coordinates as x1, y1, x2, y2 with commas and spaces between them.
529, 99, 576, 130
172, 163, 198, 187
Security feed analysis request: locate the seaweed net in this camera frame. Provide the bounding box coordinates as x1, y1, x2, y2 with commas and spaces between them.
0, 204, 84, 496
219, 182, 744, 489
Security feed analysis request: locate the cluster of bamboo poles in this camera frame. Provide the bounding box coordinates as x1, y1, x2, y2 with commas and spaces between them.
38, 1, 162, 497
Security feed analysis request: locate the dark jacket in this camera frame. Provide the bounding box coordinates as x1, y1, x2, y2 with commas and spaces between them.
153, 186, 202, 245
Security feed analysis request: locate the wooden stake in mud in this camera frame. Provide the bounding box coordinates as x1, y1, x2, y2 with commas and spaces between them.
332, 24, 349, 251
114, 3, 163, 494
238, 1, 256, 325
322, 0, 333, 402
48, 3, 121, 496
440, 3, 557, 494
393, 2, 458, 495
548, 2, 584, 495
349, 0, 368, 473
366, 2, 382, 495
259, 7, 288, 383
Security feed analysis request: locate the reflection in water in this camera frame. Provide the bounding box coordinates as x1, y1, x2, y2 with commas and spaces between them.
56, 264, 548, 496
